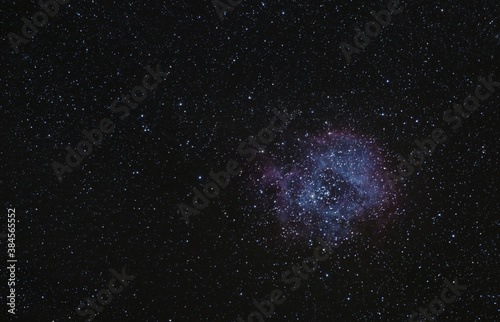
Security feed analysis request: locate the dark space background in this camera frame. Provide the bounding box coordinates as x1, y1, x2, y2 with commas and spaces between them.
0, 0, 499, 321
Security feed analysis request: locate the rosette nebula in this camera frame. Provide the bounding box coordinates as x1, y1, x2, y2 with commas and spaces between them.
256, 130, 399, 242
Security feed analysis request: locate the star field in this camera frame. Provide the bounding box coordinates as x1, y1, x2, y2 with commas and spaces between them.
0, 0, 499, 321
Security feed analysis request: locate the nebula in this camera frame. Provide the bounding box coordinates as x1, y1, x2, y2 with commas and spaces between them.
254, 130, 399, 242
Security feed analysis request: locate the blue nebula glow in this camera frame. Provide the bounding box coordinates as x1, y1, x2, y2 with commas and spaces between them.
257, 130, 397, 241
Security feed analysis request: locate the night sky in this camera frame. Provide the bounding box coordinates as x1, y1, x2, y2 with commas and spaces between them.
0, 0, 499, 321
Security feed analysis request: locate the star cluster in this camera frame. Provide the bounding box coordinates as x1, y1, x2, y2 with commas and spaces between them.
255, 130, 398, 242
